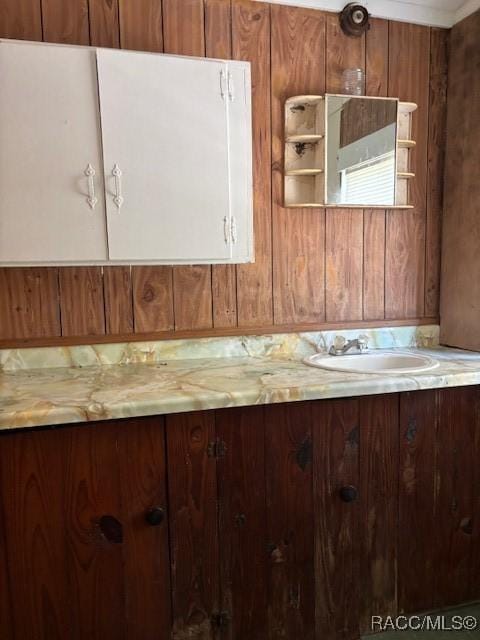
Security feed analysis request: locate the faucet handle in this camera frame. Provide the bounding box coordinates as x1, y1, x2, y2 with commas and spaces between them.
357, 335, 369, 352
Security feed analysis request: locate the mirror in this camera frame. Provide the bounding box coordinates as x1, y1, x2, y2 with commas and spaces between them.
325, 95, 398, 206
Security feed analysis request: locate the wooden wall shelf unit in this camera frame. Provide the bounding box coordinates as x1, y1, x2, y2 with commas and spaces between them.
284, 95, 417, 209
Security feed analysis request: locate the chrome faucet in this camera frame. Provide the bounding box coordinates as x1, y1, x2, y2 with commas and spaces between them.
329, 335, 369, 356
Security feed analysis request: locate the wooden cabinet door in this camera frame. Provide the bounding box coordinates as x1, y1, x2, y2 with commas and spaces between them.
399, 387, 480, 613
0, 417, 171, 640
96, 49, 233, 263
0, 41, 108, 264
312, 394, 399, 640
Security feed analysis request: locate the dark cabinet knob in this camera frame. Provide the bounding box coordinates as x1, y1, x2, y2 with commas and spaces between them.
145, 507, 165, 526
339, 485, 358, 503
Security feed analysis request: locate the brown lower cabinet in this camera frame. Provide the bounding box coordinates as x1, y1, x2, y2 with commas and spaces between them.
0, 387, 479, 640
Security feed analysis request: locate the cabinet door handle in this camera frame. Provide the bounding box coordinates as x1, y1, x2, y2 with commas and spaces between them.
112, 164, 124, 209
84, 163, 98, 210
145, 506, 165, 526
339, 485, 358, 503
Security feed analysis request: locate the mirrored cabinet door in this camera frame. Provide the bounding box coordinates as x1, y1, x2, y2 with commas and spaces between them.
325, 95, 398, 207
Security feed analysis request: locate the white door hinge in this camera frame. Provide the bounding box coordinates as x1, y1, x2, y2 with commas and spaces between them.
220, 69, 227, 100
227, 72, 234, 101
224, 216, 230, 244
223, 216, 237, 245
230, 216, 237, 244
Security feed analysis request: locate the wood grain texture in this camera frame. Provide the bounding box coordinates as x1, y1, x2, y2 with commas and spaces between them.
0, 429, 72, 639
266, 402, 315, 640
312, 398, 360, 640
233, 0, 273, 326
425, 28, 447, 317
326, 210, 363, 322
434, 387, 476, 609
132, 267, 174, 332
119, 0, 163, 51
0, 268, 61, 339
162, 0, 214, 331
166, 411, 219, 639
88, 0, 120, 47
359, 394, 398, 632
0, 1, 446, 345
65, 423, 126, 639
271, 5, 326, 325
104, 267, 134, 334
206, 0, 238, 329
363, 18, 388, 320
0, 0, 42, 39
325, 15, 365, 325
59, 267, 106, 336
41, 0, 90, 44
363, 211, 385, 320
216, 406, 268, 640
117, 417, 172, 639
440, 12, 480, 351
398, 390, 438, 613
386, 22, 430, 319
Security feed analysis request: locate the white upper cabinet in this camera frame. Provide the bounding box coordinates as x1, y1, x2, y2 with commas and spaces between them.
0, 41, 108, 263
0, 40, 253, 266
98, 49, 232, 262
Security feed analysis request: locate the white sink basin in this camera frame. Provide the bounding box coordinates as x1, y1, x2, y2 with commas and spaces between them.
304, 350, 439, 375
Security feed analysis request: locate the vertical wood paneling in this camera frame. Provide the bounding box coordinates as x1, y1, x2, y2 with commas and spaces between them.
216, 406, 268, 640
359, 394, 398, 632
117, 417, 172, 639
0, 268, 61, 339
398, 390, 438, 613
233, 0, 273, 327
162, 0, 214, 331
326, 210, 363, 321
166, 411, 219, 639
88, 0, 120, 47
325, 15, 365, 323
132, 267, 174, 332
386, 22, 430, 319
0, 1, 445, 345
59, 268, 106, 336
119, 0, 163, 52
266, 402, 315, 639
0, 0, 42, 39
313, 398, 360, 640
425, 28, 448, 317
206, 0, 238, 329
363, 18, 389, 320
0, 430, 72, 639
363, 211, 385, 320
41, 0, 90, 44
104, 267, 134, 334
434, 387, 476, 608
65, 423, 126, 639
271, 5, 326, 325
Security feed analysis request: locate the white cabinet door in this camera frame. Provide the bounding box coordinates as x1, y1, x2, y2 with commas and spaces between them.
0, 41, 107, 263
226, 62, 254, 263
97, 49, 232, 262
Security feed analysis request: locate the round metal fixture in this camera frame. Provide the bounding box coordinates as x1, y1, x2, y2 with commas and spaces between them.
339, 3, 370, 36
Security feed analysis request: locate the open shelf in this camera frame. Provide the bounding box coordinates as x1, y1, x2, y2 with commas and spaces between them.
285, 168, 323, 176
286, 134, 324, 143
397, 139, 416, 149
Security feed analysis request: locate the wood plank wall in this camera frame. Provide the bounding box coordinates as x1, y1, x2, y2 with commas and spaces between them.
0, 0, 448, 347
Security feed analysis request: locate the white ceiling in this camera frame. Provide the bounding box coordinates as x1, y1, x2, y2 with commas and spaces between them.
255, 0, 480, 27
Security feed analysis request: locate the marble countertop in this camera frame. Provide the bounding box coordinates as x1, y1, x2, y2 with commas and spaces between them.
2, 342, 480, 431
